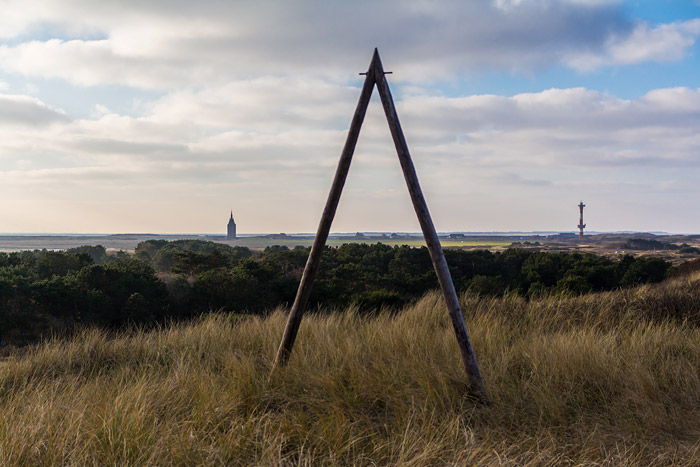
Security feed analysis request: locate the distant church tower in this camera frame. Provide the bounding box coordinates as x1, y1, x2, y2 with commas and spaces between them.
227, 211, 237, 240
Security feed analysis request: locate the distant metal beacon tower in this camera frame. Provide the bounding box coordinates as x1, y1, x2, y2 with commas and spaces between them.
577, 202, 586, 238
227, 211, 237, 240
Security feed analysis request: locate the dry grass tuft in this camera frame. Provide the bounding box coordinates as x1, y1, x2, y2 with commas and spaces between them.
3, 274, 700, 465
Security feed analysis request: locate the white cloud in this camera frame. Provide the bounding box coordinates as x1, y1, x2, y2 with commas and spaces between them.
3, 83, 700, 231
4, 83, 700, 179
567, 19, 700, 70
1, 1, 700, 232
0, 94, 68, 126
0, 0, 687, 89
91, 104, 110, 118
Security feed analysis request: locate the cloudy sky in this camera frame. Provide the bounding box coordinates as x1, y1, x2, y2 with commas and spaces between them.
1, 0, 700, 234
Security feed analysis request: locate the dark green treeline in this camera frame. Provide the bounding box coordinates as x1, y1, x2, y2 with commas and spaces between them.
0, 240, 671, 345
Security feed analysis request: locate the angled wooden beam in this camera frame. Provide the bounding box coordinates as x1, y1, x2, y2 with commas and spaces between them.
271, 52, 378, 370
372, 52, 487, 399
271, 49, 487, 400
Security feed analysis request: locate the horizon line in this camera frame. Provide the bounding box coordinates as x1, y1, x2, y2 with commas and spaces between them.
0, 230, 692, 237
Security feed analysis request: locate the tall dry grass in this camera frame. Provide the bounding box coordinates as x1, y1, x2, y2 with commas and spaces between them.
2, 273, 700, 465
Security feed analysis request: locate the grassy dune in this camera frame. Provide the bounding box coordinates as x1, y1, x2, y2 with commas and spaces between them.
3, 274, 700, 465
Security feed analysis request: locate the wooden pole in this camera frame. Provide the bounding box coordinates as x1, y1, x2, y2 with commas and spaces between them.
271, 49, 487, 400
272, 52, 378, 370
372, 51, 488, 399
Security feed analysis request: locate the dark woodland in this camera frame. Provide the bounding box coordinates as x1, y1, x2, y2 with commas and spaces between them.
0, 240, 673, 345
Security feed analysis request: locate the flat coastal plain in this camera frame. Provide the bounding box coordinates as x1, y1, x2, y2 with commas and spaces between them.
0, 234, 514, 252
2, 233, 700, 265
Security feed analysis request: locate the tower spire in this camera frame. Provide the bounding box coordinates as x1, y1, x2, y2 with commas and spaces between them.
227, 210, 237, 240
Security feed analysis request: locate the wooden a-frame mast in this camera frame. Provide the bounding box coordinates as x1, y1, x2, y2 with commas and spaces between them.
271, 49, 487, 399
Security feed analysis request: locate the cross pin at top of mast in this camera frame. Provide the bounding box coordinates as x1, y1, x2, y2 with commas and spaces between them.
359, 48, 392, 75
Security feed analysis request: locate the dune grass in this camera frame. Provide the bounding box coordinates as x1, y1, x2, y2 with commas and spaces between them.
3, 274, 700, 465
